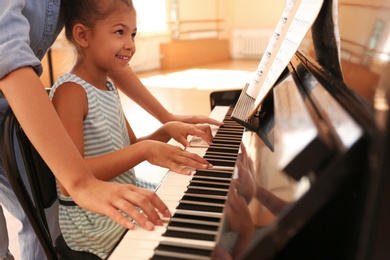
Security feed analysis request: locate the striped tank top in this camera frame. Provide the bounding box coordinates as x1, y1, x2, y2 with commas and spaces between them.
49, 73, 155, 258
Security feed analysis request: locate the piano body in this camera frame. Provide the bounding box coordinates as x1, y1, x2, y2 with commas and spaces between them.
108, 0, 390, 259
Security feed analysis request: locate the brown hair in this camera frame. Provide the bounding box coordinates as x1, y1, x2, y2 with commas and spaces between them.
61, 0, 135, 47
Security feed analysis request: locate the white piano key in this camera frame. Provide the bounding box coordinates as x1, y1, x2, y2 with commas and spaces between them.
185, 146, 208, 156
159, 236, 216, 250
210, 165, 235, 171
108, 225, 167, 259
154, 249, 212, 260
170, 214, 221, 226
189, 136, 210, 148
156, 183, 188, 196
175, 208, 223, 218
166, 226, 218, 236
159, 172, 193, 185
208, 106, 230, 121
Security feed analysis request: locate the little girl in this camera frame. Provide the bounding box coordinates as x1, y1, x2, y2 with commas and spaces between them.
50, 0, 213, 258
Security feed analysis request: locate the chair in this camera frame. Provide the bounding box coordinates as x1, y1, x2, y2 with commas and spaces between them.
0, 107, 101, 260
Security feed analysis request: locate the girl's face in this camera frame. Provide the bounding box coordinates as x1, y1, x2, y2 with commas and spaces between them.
86, 7, 137, 73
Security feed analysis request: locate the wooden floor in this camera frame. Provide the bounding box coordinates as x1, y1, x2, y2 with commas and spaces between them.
4, 59, 259, 259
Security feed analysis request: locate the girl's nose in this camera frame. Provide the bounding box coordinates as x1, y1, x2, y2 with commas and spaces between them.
125, 37, 135, 51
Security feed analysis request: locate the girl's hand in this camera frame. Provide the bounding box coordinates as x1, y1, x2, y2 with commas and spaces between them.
143, 140, 212, 174
163, 122, 213, 147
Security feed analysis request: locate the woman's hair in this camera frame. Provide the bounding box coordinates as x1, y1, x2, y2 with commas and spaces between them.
61, 0, 134, 47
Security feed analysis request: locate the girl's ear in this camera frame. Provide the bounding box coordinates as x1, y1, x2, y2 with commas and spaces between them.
73, 23, 90, 48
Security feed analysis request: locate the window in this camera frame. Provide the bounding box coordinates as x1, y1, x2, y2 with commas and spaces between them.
133, 0, 168, 33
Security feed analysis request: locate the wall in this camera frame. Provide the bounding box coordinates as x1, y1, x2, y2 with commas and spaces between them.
228, 0, 284, 29
40, 1, 285, 87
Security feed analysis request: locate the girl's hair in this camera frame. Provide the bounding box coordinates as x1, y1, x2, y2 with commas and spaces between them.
61, 0, 134, 46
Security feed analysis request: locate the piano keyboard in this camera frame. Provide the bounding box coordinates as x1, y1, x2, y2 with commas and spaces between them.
108, 106, 245, 260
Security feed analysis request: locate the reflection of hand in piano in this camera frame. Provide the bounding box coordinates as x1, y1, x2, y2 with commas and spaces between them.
232, 143, 257, 204
255, 184, 289, 216
223, 185, 255, 259
212, 144, 256, 259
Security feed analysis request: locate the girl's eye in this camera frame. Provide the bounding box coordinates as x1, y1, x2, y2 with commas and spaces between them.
115, 30, 124, 35
131, 32, 137, 38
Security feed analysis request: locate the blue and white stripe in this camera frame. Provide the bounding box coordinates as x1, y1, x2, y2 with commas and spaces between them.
50, 73, 155, 258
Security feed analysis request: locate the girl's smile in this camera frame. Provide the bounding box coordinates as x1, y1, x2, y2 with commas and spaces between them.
116, 54, 131, 65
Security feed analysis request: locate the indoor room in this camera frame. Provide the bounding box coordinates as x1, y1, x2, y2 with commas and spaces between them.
3, 0, 390, 259
5, 1, 285, 258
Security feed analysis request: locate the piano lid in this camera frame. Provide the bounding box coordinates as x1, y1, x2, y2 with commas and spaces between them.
215, 0, 390, 259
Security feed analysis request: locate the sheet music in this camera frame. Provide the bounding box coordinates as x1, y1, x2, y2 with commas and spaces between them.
246, 0, 324, 117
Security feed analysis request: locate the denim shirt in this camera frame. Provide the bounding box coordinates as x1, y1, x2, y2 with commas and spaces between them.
0, 0, 64, 80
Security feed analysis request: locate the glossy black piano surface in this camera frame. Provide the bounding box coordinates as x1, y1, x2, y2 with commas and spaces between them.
225, 1, 390, 259
108, 1, 390, 259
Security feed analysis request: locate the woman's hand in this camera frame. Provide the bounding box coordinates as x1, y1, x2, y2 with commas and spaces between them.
142, 140, 212, 174
162, 122, 213, 147
165, 113, 223, 126
71, 180, 171, 230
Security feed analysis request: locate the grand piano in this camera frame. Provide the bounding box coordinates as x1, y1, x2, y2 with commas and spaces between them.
108, 0, 390, 259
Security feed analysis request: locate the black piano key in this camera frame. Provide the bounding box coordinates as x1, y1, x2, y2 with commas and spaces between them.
188, 182, 229, 190
205, 150, 239, 156
192, 175, 231, 182
171, 213, 221, 226
215, 129, 243, 134
203, 152, 238, 160
203, 153, 238, 161
153, 244, 212, 259
185, 188, 227, 199
203, 158, 236, 167
151, 256, 185, 260
168, 221, 218, 233
181, 195, 226, 206
212, 139, 242, 146
191, 177, 231, 185
178, 199, 225, 208
208, 141, 239, 148
162, 229, 216, 241
207, 146, 239, 154
194, 170, 233, 179
217, 124, 243, 130
176, 202, 224, 213
206, 149, 239, 155
191, 178, 231, 184
206, 145, 238, 151
151, 256, 183, 260
213, 134, 243, 140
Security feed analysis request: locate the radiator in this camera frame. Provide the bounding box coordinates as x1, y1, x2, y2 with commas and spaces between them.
231, 29, 274, 59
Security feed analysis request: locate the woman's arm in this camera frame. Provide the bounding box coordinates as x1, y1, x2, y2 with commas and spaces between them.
109, 67, 224, 125
0, 67, 171, 230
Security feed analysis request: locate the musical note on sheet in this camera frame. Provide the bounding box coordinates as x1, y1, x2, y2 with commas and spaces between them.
246, 0, 324, 117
